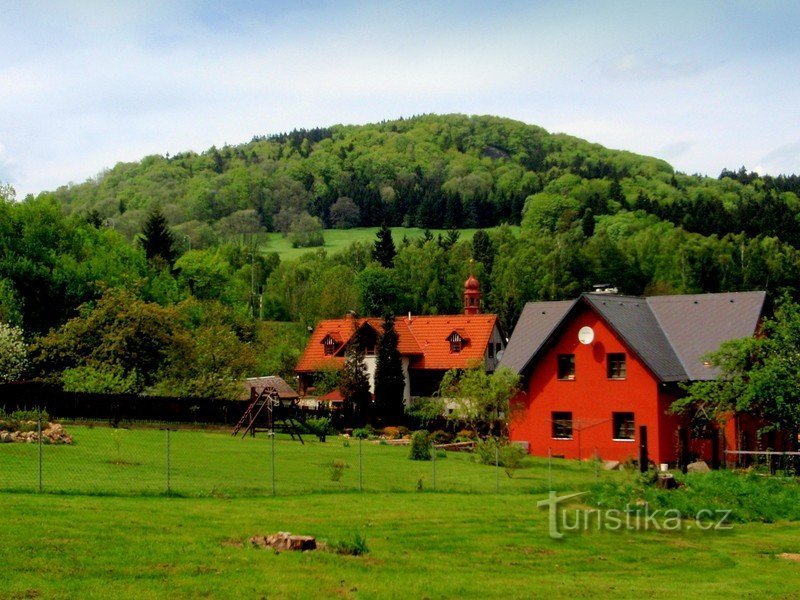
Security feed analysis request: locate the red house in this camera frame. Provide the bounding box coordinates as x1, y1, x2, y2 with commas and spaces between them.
501, 291, 766, 465
296, 273, 505, 402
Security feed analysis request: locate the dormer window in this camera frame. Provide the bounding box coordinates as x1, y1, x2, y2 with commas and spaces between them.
447, 330, 468, 353
321, 334, 341, 356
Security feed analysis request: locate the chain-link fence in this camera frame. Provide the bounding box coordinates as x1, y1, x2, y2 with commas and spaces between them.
0, 413, 616, 496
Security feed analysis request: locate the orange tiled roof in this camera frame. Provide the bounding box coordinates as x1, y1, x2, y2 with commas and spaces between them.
405, 315, 497, 370
295, 314, 498, 373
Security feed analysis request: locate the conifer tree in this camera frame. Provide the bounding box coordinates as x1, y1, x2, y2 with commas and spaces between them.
140, 207, 177, 268
372, 223, 396, 268
472, 230, 495, 275
373, 315, 405, 423
339, 323, 371, 426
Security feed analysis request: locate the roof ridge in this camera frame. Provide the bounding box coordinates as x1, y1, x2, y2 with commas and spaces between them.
582, 295, 687, 381
645, 297, 690, 378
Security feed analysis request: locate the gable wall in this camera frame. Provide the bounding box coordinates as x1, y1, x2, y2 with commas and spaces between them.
510, 303, 672, 463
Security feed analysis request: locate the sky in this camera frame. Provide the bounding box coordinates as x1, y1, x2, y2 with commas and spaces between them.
1, 0, 799, 197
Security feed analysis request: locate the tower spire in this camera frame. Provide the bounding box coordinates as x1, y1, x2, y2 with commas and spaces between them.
464, 259, 481, 315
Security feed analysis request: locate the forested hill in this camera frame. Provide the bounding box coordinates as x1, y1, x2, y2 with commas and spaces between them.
41, 113, 800, 248
45, 114, 669, 237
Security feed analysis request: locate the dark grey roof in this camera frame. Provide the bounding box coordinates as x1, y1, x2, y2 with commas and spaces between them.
498, 300, 576, 374
584, 294, 685, 382
241, 376, 299, 401
502, 291, 766, 383
647, 291, 766, 380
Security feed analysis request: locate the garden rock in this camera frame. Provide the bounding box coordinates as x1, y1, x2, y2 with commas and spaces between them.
687, 460, 710, 473
250, 532, 317, 552
0, 422, 74, 445
602, 460, 620, 471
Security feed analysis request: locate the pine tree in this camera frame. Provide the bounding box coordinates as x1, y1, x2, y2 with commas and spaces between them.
439, 228, 460, 250
140, 207, 177, 268
372, 223, 396, 268
472, 229, 495, 275
581, 208, 596, 238
339, 324, 371, 426
373, 316, 405, 424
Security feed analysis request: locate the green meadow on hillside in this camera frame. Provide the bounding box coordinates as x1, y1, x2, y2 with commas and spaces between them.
249, 226, 518, 261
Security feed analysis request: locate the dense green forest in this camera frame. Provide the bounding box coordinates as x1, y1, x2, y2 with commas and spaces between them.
2, 114, 800, 397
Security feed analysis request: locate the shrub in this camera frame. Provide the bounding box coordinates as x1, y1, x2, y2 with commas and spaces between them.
430, 430, 453, 444
382, 426, 402, 439
305, 417, 333, 441
474, 437, 501, 465
329, 531, 369, 556
329, 459, 349, 482
352, 428, 370, 440
474, 437, 527, 476
0, 409, 50, 433
409, 430, 431, 461
455, 429, 476, 441
500, 444, 527, 478
10, 409, 48, 423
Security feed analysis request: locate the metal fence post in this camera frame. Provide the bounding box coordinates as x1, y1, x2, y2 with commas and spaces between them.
431, 443, 436, 492
595, 446, 599, 481
165, 429, 171, 495
37, 406, 43, 493
358, 437, 363, 492
270, 430, 276, 496
495, 443, 500, 493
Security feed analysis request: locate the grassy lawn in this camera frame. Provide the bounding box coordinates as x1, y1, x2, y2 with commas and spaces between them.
0, 425, 610, 496
1, 426, 799, 598
249, 226, 519, 261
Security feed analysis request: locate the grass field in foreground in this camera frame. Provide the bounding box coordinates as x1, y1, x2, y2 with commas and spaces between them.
1, 426, 799, 598
1, 491, 799, 599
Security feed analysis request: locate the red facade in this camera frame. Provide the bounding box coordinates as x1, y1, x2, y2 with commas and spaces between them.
511, 304, 680, 464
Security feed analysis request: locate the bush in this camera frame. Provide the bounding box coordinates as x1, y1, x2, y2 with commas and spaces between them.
382, 426, 402, 439
409, 430, 431, 461
352, 428, 370, 440
430, 430, 453, 444
305, 417, 333, 441
329, 459, 349, 482
500, 443, 527, 477
329, 531, 369, 556
474, 437, 527, 476
0, 409, 50, 433
455, 429, 476, 441
288, 213, 324, 248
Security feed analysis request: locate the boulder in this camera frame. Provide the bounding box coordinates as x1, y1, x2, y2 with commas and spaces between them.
687, 460, 711, 473
250, 532, 317, 552
602, 460, 620, 471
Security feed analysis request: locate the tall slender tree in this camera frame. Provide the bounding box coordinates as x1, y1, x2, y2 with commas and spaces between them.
472, 229, 495, 275
372, 223, 396, 268
373, 315, 405, 424
339, 321, 371, 426
140, 207, 177, 268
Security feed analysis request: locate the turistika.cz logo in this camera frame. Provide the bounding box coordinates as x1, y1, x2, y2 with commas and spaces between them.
537, 490, 733, 540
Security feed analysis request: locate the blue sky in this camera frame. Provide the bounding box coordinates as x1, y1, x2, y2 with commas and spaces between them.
1, 1, 799, 197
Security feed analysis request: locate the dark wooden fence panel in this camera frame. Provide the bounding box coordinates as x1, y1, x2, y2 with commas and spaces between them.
0, 382, 246, 425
